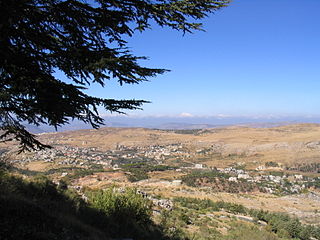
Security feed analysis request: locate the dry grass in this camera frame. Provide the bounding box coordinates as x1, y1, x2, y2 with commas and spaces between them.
3, 124, 320, 225
32, 123, 320, 167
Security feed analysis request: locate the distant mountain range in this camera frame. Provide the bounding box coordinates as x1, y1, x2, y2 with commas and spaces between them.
24, 115, 320, 134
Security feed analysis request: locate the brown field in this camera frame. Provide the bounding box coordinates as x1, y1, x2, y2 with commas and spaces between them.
29, 123, 320, 167
71, 172, 320, 225
2, 123, 320, 225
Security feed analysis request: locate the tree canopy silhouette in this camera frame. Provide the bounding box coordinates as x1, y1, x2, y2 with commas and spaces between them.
0, 0, 230, 151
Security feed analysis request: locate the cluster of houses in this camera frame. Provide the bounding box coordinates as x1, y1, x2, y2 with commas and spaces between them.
172, 162, 315, 194
7, 146, 113, 167
197, 165, 312, 194
111, 143, 193, 163
11, 143, 190, 167
143, 144, 185, 160
3, 142, 318, 195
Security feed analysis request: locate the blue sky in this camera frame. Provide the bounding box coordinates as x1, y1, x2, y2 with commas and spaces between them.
84, 0, 320, 118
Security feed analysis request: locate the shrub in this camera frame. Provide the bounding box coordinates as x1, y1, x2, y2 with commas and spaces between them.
89, 188, 153, 234
127, 168, 149, 182
224, 222, 279, 240
265, 161, 279, 167
0, 171, 175, 240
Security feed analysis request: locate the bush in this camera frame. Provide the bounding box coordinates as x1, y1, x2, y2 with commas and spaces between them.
90, 188, 152, 225
181, 170, 230, 187
224, 222, 279, 240
0, 170, 180, 240
127, 168, 149, 182
174, 197, 247, 215
0, 171, 96, 240
265, 161, 279, 167
88, 188, 162, 238
122, 163, 175, 182
249, 209, 319, 240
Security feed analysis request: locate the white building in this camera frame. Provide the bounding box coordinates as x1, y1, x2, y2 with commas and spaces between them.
228, 177, 238, 182
194, 164, 203, 169
237, 174, 250, 179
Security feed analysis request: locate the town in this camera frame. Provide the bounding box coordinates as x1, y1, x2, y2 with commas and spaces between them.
2, 142, 319, 196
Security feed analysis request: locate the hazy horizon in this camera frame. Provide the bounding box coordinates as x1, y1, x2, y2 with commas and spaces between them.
26, 114, 320, 134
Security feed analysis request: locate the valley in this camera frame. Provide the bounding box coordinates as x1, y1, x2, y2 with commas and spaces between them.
1, 123, 320, 239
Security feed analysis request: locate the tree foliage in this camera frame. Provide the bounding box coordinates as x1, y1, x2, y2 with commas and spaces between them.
0, 0, 230, 151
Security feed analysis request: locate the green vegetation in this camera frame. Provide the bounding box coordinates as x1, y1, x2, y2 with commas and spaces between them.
268, 171, 284, 177
182, 170, 231, 186
181, 169, 310, 195
122, 163, 175, 182
112, 156, 156, 165
181, 170, 259, 193
286, 163, 320, 173
0, 170, 179, 240
60, 168, 106, 184
170, 197, 320, 240
162, 197, 274, 240
266, 161, 280, 167
249, 210, 320, 240
224, 222, 279, 240
0, 171, 92, 240
1, 167, 319, 240
89, 188, 154, 238
306, 177, 320, 189
174, 197, 247, 214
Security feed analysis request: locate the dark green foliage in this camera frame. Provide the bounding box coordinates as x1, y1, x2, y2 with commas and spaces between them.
89, 188, 155, 238
0, 0, 230, 151
59, 168, 105, 185
127, 168, 149, 182
0, 171, 93, 239
181, 170, 259, 193
159, 210, 191, 239
174, 197, 247, 214
265, 161, 279, 167
0, 196, 86, 240
172, 196, 319, 240
90, 188, 152, 224
181, 170, 231, 187
268, 171, 284, 177
174, 196, 220, 211
311, 227, 320, 240
286, 163, 320, 173
122, 162, 174, 171
0, 170, 184, 239
249, 209, 320, 240
122, 163, 175, 182
44, 166, 84, 175
306, 177, 320, 189
224, 222, 279, 240
2, 169, 318, 240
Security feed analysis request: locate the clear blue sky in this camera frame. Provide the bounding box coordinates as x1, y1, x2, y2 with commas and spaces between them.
84, 0, 320, 118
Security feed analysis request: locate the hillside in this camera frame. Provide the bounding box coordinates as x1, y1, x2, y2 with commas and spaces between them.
23, 123, 320, 167
1, 124, 320, 239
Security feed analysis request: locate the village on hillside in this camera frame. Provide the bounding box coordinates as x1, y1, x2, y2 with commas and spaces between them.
2, 139, 319, 196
